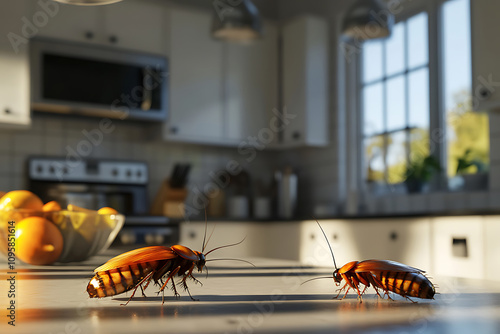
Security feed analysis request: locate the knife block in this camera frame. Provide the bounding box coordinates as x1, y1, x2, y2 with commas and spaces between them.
150, 180, 188, 218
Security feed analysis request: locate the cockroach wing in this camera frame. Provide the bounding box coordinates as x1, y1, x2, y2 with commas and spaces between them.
171, 245, 199, 261
94, 246, 177, 272
354, 260, 425, 273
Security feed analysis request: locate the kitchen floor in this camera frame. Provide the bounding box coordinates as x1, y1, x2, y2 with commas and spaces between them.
1, 251, 500, 334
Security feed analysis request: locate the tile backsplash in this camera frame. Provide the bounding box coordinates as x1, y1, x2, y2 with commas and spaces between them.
1, 114, 273, 219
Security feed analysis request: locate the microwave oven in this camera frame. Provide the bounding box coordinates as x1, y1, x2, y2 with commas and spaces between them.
30, 38, 168, 122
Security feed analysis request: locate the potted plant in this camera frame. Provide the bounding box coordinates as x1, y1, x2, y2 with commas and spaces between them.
452, 149, 488, 191
404, 155, 441, 193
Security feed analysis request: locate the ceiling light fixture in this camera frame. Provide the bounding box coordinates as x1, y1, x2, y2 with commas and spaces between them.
342, 0, 394, 40
212, 0, 262, 43
53, 0, 122, 5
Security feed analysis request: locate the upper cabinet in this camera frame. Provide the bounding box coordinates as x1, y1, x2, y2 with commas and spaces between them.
282, 15, 329, 147
165, 8, 225, 143
225, 23, 279, 142
471, 1, 500, 111
0, 0, 30, 128
164, 8, 278, 145
32, 0, 165, 54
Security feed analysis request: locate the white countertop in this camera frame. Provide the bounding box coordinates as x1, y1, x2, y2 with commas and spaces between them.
1, 250, 500, 334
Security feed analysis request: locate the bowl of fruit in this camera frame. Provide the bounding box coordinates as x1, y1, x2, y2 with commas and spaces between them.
0, 190, 124, 264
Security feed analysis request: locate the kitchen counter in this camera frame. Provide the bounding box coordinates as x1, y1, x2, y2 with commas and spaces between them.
1, 250, 500, 334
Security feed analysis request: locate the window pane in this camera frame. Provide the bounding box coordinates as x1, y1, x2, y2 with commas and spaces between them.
408, 12, 428, 69
363, 40, 383, 83
364, 136, 385, 182
443, 0, 489, 177
387, 131, 407, 184
408, 68, 429, 130
363, 83, 384, 136
385, 22, 405, 76
386, 75, 406, 132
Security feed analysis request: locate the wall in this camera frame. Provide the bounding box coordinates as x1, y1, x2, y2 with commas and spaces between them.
0, 114, 273, 220
268, 0, 349, 217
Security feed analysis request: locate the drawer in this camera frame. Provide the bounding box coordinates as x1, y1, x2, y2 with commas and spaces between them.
431, 216, 484, 279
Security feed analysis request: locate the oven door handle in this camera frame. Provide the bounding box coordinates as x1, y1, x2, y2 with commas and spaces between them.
141, 67, 153, 111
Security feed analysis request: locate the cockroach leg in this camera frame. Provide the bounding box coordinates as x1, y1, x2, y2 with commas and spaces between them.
181, 278, 198, 301
333, 283, 349, 299
140, 285, 147, 298
158, 266, 180, 305
121, 283, 141, 306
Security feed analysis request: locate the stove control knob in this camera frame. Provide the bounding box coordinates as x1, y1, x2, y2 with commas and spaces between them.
126, 170, 132, 178
36, 165, 43, 173
137, 170, 142, 178
49, 166, 55, 174
145, 233, 155, 245
112, 169, 119, 177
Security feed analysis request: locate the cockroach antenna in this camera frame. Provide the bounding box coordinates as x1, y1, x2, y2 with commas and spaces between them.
314, 218, 338, 270
201, 208, 208, 253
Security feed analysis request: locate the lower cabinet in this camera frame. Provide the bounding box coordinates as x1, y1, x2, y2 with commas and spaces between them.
432, 216, 485, 280
180, 216, 498, 280
297, 219, 432, 271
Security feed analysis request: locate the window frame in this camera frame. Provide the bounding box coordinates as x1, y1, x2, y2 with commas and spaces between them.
355, 0, 465, 196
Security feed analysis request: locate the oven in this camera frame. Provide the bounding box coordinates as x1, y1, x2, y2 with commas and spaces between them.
28, 157, 179, 247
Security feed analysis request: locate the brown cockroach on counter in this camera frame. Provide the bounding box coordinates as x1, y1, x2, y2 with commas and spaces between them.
87, 218, 251, 306
304, 221, 436, 303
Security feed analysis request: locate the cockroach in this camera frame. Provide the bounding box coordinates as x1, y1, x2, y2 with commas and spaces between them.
87, 219, 251, 305
305, 221, 436, 303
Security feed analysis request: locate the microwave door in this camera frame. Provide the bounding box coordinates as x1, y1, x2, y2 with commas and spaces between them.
141, 67, 153, 111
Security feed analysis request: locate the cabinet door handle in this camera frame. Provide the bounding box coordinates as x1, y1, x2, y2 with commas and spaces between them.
170, 126, 179, 134
85, 31, 94, 40
109, 35, 118, 44
4, 108, 11, 115
292, 131, 301, 140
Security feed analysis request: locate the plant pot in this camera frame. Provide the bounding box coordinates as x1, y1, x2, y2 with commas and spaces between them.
404, 179, 428, 193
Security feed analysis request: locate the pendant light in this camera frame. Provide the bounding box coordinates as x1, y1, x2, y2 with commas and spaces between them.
342, 0, 394, 40
212, 0, 262, 43
53, 0, 122, 5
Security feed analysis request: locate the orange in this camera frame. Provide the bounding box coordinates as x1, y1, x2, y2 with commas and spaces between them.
42, 201, 62, 212
0, 191, 6, 199
15, 216, 64, 265
97, 207, 118, 215
0, 190, 43, 212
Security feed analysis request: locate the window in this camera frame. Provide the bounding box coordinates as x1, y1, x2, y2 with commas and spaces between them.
443, 0, 489, 177
360, 0, 489, 191
362, 13, 429, 184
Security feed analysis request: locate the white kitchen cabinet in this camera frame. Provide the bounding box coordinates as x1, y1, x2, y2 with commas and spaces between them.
298, 219, 431, 270
431, 216, 484, 279
179, 221, 263, 259
165, 8, 278, 146
225, 22, 279, 142
282, 15, 329, 146
32, 0, 164, 54
483, 217, 500, 281
103, 1, 165, 54
471, 1, 500, 111
298, 220, 359, 267
0, 0, 31, 128
165, 8, 225, 143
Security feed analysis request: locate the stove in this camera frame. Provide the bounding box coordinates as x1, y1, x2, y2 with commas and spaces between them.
28, 156, 179, 246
